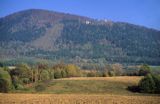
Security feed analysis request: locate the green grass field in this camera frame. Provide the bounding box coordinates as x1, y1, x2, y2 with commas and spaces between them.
15, 76, 145, 96
46, 80, 134, 95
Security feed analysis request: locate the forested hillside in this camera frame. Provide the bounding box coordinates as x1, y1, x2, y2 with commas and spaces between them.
0, 9, 160, 65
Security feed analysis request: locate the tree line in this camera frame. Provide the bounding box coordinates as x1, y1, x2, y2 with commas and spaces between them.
0, 62, 84, 92
0, 62, 160, 94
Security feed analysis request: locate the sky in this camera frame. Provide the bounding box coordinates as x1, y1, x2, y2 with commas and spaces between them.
0, 0, 160, 30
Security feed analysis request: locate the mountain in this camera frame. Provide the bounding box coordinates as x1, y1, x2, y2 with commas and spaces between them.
0, 9, 160, 66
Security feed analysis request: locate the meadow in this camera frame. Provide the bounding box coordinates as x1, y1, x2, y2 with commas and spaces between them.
1, 76, 160, 104
0, 93, 160, 104
43, 76, 141, 95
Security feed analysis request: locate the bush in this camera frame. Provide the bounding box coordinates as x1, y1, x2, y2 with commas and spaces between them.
128, 74, 160, 94
139, 74, 155, 93
108, 71, 115, 77
152, 75, 160, 93
0, 69, 12, 92
0, 78, 9, 92
0, 62, 3, 67
87, 72, 96, 77
61, 70, 67, 78
52, 64, 82, 78
22, 78, 30, 84
15, 84, 24, 90
35, 83, 46, 92
111, 63, 123, 76
41, 70, 50, 81
49, 70, 55, 79
102, 72, 108, 77
9, 63, 32, 85
65, 64, 81, 77
127, 85, 140, 92
139, 64, 151, 76
12, 75, 19, 88
10, 64, 32, 79
54, 70, 62, 79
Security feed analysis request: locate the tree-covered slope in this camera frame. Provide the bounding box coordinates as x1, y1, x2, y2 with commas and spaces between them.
0, 9, 160, 65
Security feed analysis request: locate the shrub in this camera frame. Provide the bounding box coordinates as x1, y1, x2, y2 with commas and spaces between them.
0, 69, 12, 92
52, 64, 82, 78
54, 69, 62, 79
41, 70, 50, 81
10, 63, 32, 85
128, 74, 160, 94
102, 72, 108, 77
111, 63, 123, 76
35, 83, 46, 92
0, 78, 9, 92
139, 64, 151, 76
12, 75, 19, 88
15, 84, 24, 90
65, 64, 81, 77
22, 78, 30, 84
152, 75, 160, 93
0, 62, 3, 67
61, 70, 67, 78
11, 64, 32, 78
49, 70, 55, 79
138, 74, 155, 93
108, 71, 115, 77
87, 72, 96, 77
127, 85, 140, 92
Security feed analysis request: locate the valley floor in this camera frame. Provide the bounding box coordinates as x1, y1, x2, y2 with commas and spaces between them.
0, 76, 160, 104
0, 93, 160, 104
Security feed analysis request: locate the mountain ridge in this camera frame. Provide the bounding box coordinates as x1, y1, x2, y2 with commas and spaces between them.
0, 9, 160, 65
1, 9, 159, 31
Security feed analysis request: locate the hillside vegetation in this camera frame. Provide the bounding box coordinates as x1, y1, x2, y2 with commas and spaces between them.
0, 9, 160, 65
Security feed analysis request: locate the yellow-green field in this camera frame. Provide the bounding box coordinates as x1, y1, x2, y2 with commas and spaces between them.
0, 93, 160, 104
0, 76, 160, 104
